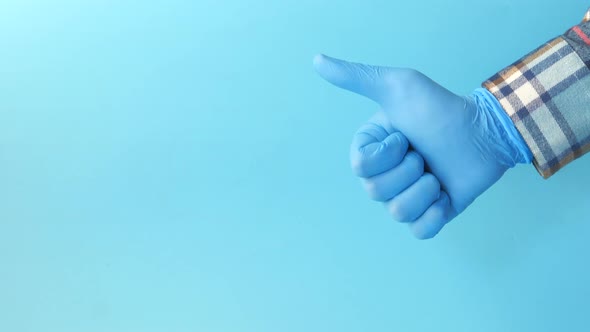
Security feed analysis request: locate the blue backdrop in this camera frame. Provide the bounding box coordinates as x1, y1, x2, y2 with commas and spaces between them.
1, 1, 590, 331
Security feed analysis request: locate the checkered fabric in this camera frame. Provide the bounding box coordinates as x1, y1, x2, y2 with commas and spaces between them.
483, 8, 590, 178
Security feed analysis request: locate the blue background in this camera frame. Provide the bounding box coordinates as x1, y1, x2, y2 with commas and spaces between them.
1, 1, 590, 331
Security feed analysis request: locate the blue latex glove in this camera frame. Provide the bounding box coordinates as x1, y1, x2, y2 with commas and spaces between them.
314, 54, 532, 239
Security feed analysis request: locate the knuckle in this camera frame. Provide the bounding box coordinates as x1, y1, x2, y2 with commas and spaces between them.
388, 200, 411, 222
385, 68, 425, 94
413, 228, 435, 240
350, 151, 373, 177
400, 68, 422, 81
355, 123, 388, 143
379, 135, 395, 150
422, 173, 440, 189
429, 205, 446, 222
381, 133, 406, 153
363, 180, 385, 201
350, 155, 367, 177
430, 193, 450, 221
405, 152, 424, 172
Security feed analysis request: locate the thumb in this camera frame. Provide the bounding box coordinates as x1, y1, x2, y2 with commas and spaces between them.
313, 54, 390, 105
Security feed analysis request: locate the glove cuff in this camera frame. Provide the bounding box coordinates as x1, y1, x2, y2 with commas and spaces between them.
472, 88, 533, 165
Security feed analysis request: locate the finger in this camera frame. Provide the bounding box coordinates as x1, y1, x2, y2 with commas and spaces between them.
408, 191, 455, 240
362, 151, 424, 202
313, 54, 391, 104
385, 173, 441, 223
351, 127, 409, 178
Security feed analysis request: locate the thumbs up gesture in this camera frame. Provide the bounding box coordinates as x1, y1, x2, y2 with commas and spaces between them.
314, 54, 532, 239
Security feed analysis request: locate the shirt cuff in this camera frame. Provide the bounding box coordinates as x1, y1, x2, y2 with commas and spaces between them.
482, 17, 590, 179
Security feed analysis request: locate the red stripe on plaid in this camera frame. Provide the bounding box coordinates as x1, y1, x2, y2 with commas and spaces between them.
572, 26, 590, 45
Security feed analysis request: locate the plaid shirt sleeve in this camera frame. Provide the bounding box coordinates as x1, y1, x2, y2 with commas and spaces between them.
483, 8, 590, 179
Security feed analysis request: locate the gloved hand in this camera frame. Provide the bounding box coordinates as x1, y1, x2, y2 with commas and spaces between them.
314, 54, 532, 239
